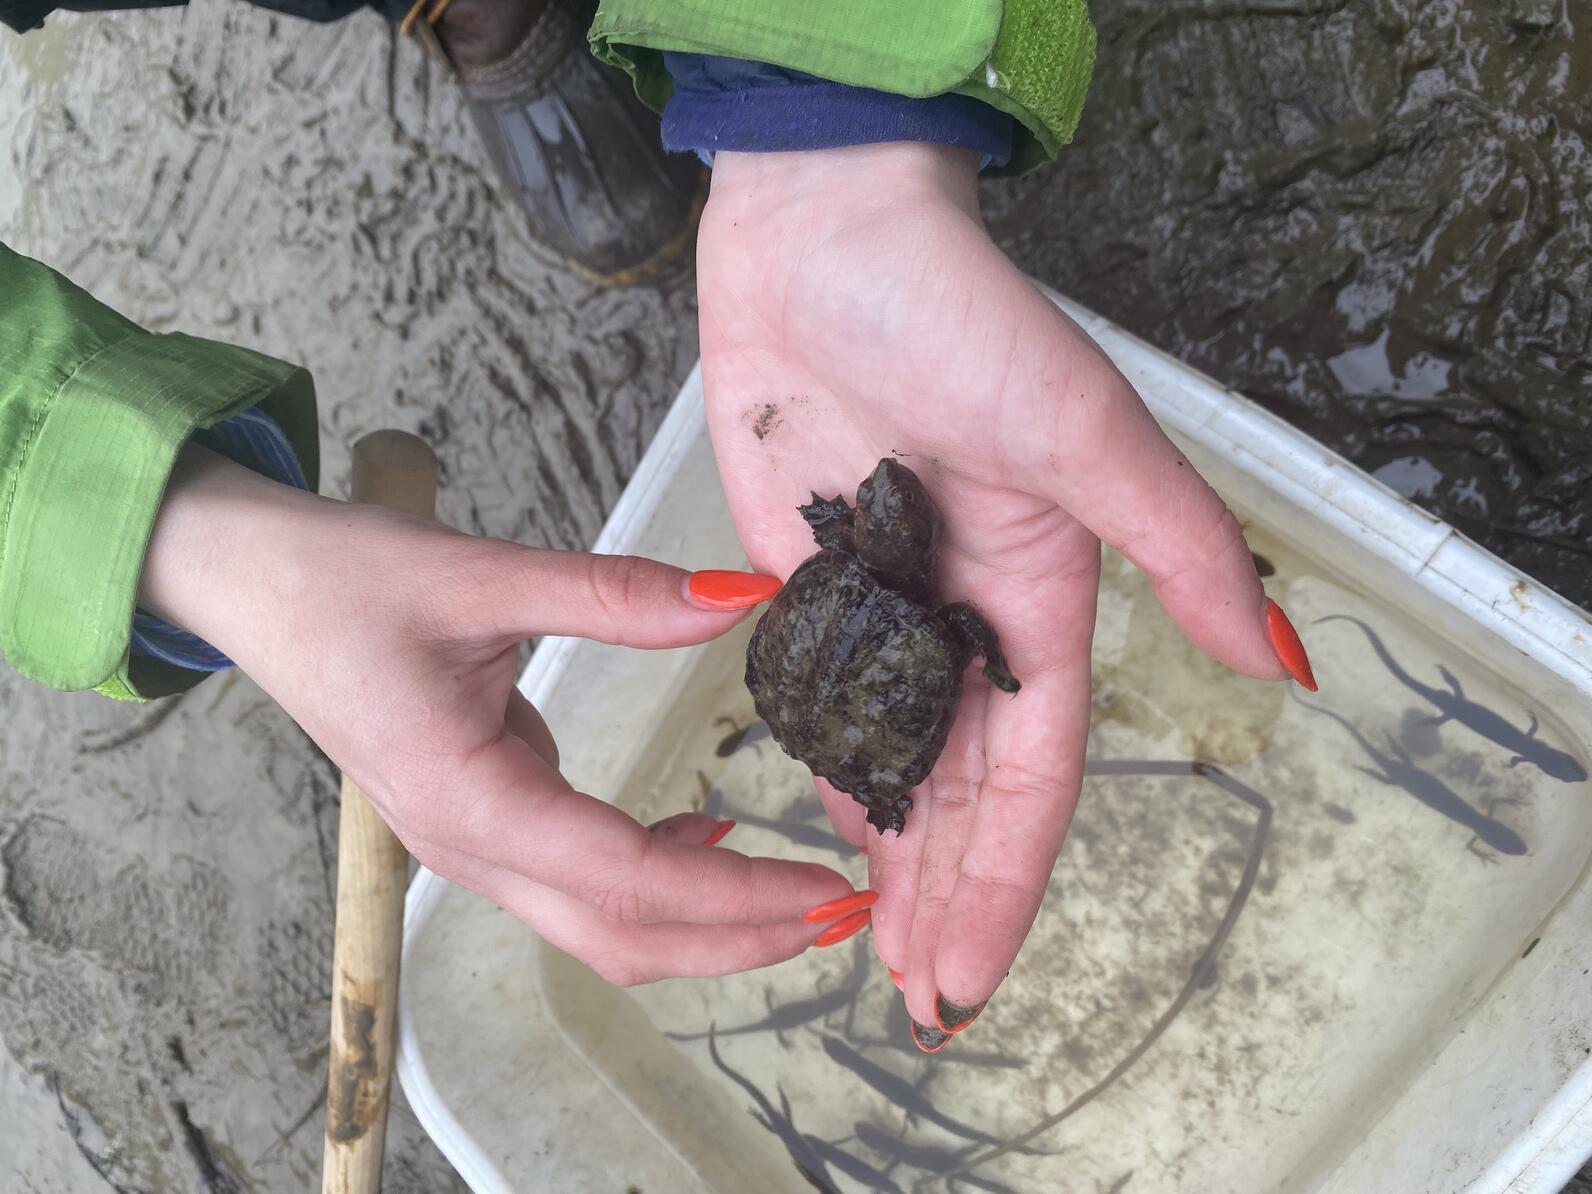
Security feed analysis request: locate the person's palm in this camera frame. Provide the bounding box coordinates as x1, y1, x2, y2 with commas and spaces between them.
697, 144, 1293, 1043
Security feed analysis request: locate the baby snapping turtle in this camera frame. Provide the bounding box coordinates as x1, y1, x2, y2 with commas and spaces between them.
745, 459, 1020, 834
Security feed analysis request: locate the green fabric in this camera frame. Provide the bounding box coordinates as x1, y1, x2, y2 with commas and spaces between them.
974, 0, 1096, 162
590, 0, 1096, 173
0, 243, 319, 700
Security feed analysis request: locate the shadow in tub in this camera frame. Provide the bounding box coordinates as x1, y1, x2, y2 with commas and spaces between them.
1312, 615, 1585, 785
1292, 694, 1528, 861
1290, 608, 1592, 863
682, 757, 1274, 1194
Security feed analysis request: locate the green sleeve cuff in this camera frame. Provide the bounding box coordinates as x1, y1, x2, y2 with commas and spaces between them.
589, 0, 1095, 172
0, 327, 318, 701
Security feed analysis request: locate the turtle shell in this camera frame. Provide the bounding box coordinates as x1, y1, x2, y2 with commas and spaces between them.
744, 550, 965, 830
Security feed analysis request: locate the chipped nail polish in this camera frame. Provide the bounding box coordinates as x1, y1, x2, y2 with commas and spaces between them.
933, 993, 987, 1034
911, 1020, 952, 1054
703, 819, 736, 847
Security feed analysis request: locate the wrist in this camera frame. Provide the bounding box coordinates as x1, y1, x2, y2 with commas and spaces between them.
659, 54, 1015, 174
138, 446, 329, 666
706, 143, 982, 226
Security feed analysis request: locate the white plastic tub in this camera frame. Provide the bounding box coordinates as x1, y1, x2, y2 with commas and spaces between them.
396, 288, 1592, 1194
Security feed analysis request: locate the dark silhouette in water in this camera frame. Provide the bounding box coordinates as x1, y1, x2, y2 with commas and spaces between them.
689, 760, 1275, 1191
1294, 696, 1528, 858
928, 759, 1273, 1188
852, 1122, 1016, 1193
668, 942, 871, 1046
694, 770, 855, 858
666, 987, 855, 1046
816, 1034, 1037, 1151
708, 1028, 900, 1194
714, 716, 771, 757
1316, 614, 1586, 783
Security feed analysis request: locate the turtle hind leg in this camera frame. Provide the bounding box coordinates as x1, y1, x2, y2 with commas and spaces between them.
798, 493, 855, 552
940, 602, 1021, 694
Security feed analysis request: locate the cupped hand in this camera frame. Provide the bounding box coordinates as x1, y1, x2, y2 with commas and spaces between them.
696, 143, 1304, 1045
139, 448, 864, 985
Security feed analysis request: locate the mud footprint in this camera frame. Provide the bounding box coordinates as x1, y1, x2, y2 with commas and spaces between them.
3, 814, 231, 1001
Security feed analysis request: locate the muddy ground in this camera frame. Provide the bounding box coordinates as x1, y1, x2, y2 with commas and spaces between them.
1, 0, 1587, 1189
984, 0, 1591, 609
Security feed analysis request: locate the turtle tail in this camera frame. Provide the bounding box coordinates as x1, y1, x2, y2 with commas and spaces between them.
864, 794, 912, 835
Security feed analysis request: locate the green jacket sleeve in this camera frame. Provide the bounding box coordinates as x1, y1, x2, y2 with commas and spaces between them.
0, 243, 319, 700
589, 0, 1095, 172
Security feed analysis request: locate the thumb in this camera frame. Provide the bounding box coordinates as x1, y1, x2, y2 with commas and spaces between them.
465, 544, 782, 648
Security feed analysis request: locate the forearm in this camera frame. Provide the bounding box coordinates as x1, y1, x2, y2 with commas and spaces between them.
0, 244, 318, 697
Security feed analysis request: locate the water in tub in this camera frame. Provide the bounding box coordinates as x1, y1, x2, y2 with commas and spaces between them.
570, 535, 1590, 1194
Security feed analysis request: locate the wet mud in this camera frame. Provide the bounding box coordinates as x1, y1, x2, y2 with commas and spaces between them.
986, 0, 1592, 608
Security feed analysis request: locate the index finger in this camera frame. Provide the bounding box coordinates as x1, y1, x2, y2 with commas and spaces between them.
429, 731, 855, 926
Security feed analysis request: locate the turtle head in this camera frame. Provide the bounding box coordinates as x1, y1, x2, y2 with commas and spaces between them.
855, 458, 941, 591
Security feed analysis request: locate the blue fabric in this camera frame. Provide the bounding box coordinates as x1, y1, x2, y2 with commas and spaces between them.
129, 407, 309, 672
660, 52, 1014, 169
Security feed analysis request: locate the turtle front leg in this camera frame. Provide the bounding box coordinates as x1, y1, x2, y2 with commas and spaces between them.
798, 493, 855, 552
939, 602, 1021, 694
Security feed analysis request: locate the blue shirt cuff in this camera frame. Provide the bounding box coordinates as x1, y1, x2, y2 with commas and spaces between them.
660, 52, 1013, 170
130, 406, 310, 673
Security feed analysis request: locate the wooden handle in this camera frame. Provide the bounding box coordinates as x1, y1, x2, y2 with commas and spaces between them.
322, 431, 440, 1194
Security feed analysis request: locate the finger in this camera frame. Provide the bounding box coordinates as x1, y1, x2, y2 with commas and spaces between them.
813, 778, 870, 852
436, 731, 855, 926
862, 776, 928, 977
504, 689, 559, 767
929, 598, 1096, 1031
648, 810, 736, 847
1010, 292, 1288, 683
465, 546, 781, 648
899, 694, 990, 1030
473, 865, 822, 985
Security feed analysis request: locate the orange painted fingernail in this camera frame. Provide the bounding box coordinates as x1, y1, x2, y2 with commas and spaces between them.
800, 889, 879, 923
887, 968, 905, 991
685, 570, 782, 611
933, 993, 987, 1034
911, 1020, 952, 1054
703, 819, 736, 847
814, 910, 871, 947
1265, 598, 1318, 692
